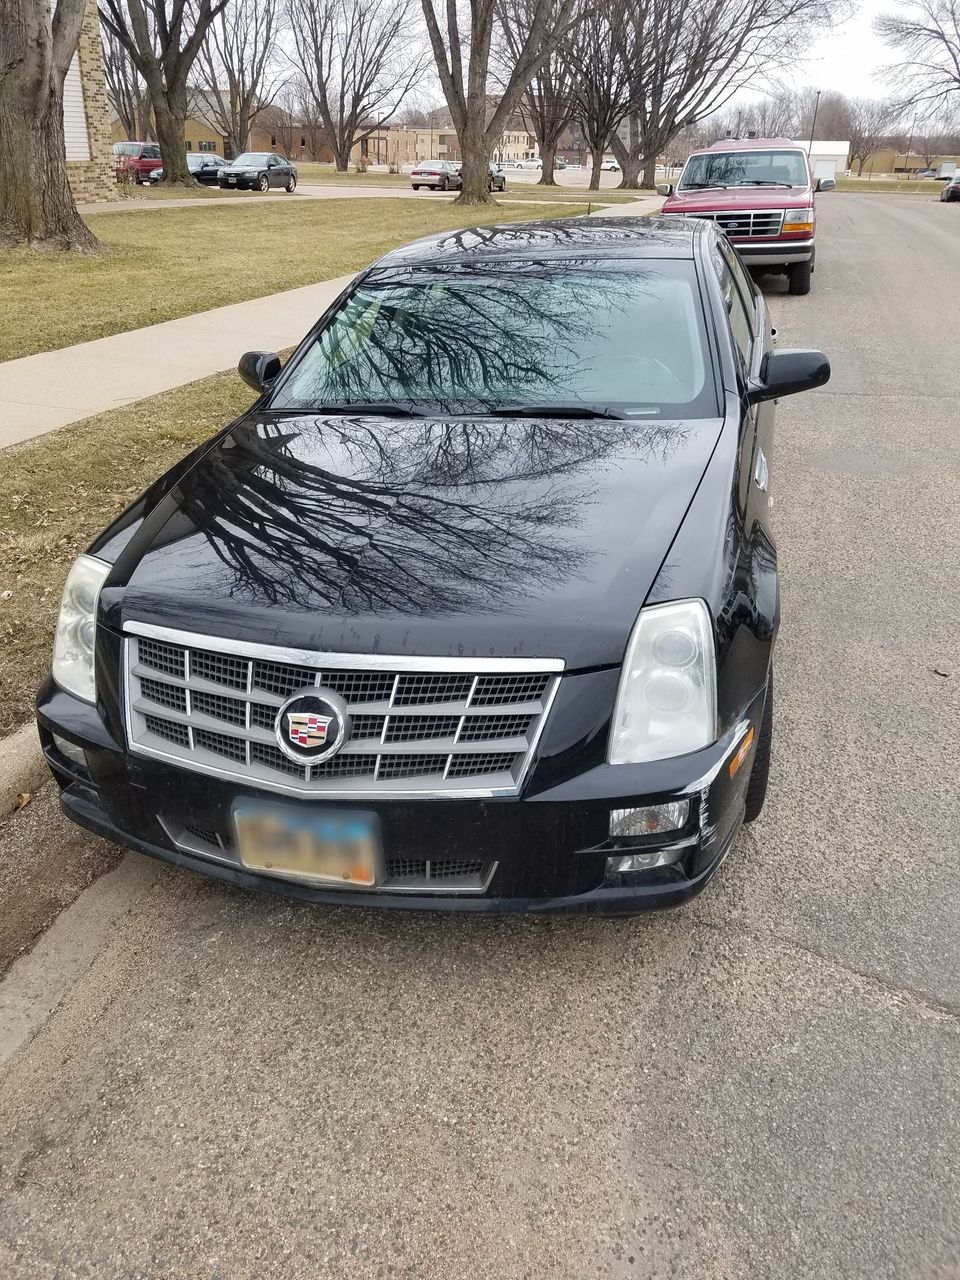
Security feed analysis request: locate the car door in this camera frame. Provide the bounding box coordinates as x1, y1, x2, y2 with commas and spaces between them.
266, 155, 281, 187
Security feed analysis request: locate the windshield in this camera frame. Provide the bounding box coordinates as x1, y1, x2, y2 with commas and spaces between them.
681, 149, 809, 188
186, 155, 203, 169
271, 260, 716, 419
232, 153, 269, 167
113, 143, 140, 156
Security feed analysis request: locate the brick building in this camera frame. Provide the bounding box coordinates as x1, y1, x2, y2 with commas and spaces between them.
64, 0, 116, 203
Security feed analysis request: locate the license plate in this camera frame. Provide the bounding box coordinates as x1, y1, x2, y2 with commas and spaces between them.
234, 805, 380, 886
228, 177, 237, 184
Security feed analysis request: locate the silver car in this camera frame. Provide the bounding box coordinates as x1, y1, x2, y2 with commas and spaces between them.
410, 161, 461, 191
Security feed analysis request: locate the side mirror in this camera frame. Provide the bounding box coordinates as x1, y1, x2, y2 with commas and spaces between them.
747, 349, 830, 404
657, 183, 674, 196
238, 350, 281, 393
816, 177, 836, 192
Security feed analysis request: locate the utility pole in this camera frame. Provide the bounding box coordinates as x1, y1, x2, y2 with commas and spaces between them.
807, 90, 821, 155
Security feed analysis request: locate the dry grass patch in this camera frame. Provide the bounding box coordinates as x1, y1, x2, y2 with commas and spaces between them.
0, 368, 251, 734
0, 197, 587, 362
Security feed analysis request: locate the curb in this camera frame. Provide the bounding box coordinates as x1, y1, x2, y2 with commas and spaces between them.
0, 722, 47, 818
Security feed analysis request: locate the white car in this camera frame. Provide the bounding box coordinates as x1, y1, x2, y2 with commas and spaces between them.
600, 159, 621, 172
514, 158, 542, 170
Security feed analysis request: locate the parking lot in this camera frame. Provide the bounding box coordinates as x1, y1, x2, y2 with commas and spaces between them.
0, 192, 958, 1278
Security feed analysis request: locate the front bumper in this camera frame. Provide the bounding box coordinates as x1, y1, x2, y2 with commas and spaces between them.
731, 238, 814, 265
37, 679, 765, 915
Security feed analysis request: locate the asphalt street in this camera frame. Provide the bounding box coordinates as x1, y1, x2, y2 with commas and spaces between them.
1, 192, 959, 1279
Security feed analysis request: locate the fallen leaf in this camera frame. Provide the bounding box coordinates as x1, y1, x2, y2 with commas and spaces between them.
15, 792, 32, 810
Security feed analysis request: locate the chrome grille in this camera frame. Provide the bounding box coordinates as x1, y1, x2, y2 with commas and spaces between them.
124, 623, 562, 798
685, 208, 785, 238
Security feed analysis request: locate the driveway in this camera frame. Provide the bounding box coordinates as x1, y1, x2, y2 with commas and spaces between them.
0, 193, 958, 1279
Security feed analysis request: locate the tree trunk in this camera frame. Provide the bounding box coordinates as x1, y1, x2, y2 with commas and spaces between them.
641, 153, 658, 189
0, 41, 99, 251
538, 139, 559, 186
588, 147, 603, 191
153, 90, 193, 184
455, 119, 496, 206
612, 133, 641, 189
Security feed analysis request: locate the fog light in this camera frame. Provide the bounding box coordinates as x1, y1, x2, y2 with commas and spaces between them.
607, 848, 682, 874
609, 800, 689, 838
52, 733, 86, 768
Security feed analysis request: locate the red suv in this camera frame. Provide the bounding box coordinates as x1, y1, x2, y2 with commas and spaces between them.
659, 137, 835, 295
113, 141, 162, 185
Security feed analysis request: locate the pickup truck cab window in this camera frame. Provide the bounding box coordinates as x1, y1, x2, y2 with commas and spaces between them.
680, 148, 809, 189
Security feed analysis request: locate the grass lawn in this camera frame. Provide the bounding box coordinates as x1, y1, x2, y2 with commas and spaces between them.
833, 177, 943, 194
0, 367, 252, 734
0, 197, 587, 362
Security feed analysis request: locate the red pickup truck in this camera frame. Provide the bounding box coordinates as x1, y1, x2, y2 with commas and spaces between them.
113, 141, 162, 184
659, 137, 835, 295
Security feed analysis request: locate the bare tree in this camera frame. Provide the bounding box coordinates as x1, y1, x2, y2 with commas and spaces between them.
0, 0, 99, 250
496, 0, 576, 184
567, 0, 636, 189
876, 0, 960, 112
101, 18, 152, 139
258, 85, 299, 156
421, 0, 586, 203
98, 0, 230, 184
614, 0, 844, 190
846, 96, 900, 173
193, 0, 284, 158
286, 0, 426, 172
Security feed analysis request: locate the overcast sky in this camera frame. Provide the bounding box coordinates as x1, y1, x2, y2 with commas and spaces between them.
785, 0, 898, 97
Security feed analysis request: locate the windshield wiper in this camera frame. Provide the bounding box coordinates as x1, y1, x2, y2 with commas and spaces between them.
310, 402, 426, 418
681, 182, 729, 189
492, 405, 626, 420
737, 180, 794, 187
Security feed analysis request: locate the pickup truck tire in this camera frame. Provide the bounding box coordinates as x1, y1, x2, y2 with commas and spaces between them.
788, 260, 812, 295
744, 670, 773, 823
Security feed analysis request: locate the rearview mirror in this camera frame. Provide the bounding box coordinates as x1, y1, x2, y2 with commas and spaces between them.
238, 350, 281, 393
747, 349, 830, 404
816, 177, 836, 192
657, 183, 674, 196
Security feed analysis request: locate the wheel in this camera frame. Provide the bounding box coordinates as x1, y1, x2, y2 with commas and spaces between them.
788, 259, 812, 295
257, 175, 269, 192
744, 670, 773, 823
412, 184, 420, 190
286, 175, 297, 192
439, 176, 449, 191
515, 163, 523, 169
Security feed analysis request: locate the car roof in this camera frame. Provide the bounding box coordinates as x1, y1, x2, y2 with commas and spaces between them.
373, 216, 703, 268
698, 137, 802, 152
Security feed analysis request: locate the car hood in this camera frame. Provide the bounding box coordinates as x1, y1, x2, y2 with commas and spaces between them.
103, 411, 723, 670
664, 186, 812, 213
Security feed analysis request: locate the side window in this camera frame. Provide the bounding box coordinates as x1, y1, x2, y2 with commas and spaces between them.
721, 240, 758, 314
711, 241, 752, 368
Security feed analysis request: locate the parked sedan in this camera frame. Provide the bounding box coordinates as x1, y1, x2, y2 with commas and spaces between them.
939, 174, 960, 201
601, 159, 621, 172
410, 160, 461, 191
149, 153, 227, 184
38, 216, 829, 914
218, 152, 297, 192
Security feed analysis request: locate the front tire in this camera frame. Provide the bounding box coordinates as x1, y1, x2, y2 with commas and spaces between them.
439, 177, 449, 191
744, 671, 773, 823
788, 259, 812, 295
286, 175, 297, 193
257, 175, 269, 193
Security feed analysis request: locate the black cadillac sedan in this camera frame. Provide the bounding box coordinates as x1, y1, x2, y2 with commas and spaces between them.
37, 217, 829, 913
218, 152, 297, 192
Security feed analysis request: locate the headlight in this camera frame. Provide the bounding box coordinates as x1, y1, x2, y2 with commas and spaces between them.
245, 169, 259, 176
783, 206, 815, 226
608, 599, 717, 764
52, 554, 109, 702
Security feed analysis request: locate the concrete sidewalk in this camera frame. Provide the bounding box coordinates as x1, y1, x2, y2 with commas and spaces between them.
0, 275, 354, 449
